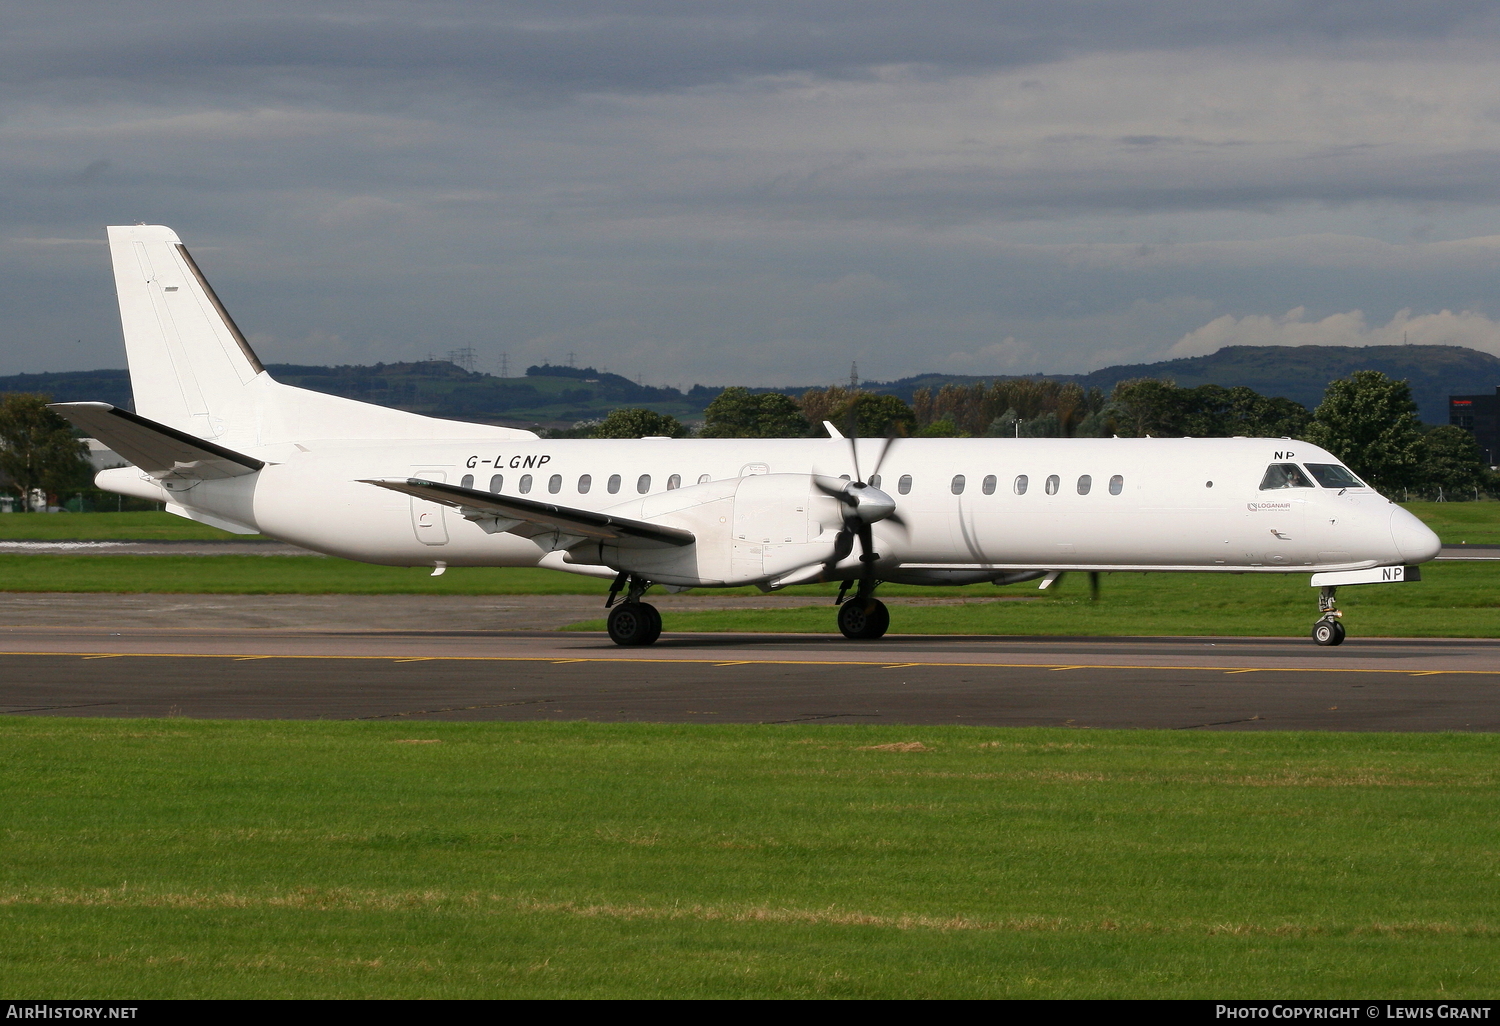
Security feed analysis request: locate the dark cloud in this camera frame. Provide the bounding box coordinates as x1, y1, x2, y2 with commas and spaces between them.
6, 1, 1500, 98
8, 1, 1500, 383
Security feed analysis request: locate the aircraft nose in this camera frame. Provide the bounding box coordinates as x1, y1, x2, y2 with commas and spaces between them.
1391, 505, 1441, 563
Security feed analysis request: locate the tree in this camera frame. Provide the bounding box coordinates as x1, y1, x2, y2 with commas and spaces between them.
1420, 425, 1487, 500
1223, 386, 1311, 438
0, 393, 92, 510
590, 408, 687, 439
1105, 379, 1311, 439
797, 388, 916, 437
1305, 370, 1425, 493
700, 387, 809, 438
1108, 378, 1186, 437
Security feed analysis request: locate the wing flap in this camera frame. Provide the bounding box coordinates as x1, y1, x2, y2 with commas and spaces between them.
363, 478, 695, 548
49, 402, 264, 479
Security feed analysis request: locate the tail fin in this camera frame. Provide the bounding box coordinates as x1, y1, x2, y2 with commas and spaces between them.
108, 224, 538, 446
108, 224, 266, 441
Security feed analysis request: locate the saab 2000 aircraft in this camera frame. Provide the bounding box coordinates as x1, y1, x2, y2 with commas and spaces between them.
53, 225, 1442, 647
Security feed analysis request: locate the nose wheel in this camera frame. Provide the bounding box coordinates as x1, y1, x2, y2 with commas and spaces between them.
1311, 585, 1346, 646
1312, 618, 1346, 646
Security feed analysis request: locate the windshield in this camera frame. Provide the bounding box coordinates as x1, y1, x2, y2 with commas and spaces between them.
1259, 463, 1315, 490
1303, 463, 1364, 488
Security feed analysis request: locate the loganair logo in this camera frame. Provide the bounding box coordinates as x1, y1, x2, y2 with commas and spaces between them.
1247, 502, 1291, 512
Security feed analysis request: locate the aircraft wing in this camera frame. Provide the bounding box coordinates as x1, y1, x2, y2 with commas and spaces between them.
49, 402, 264, 479
363, 478, 696, 548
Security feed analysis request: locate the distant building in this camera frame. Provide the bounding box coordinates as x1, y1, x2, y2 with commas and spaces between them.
1449, 387, 1500, 466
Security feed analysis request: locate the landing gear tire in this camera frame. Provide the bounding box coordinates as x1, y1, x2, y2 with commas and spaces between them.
1312, 619, 1346, 647
608, 602, 662, 647
838, 598, 890, 640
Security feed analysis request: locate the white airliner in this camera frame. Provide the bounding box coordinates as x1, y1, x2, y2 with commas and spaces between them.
54, 225, 1442, 647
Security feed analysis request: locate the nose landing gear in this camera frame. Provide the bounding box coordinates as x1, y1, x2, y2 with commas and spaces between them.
1312, 585, 1346, 646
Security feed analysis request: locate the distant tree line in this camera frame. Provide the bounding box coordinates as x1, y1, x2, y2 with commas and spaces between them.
583, 372, 1499, 501
4, 368, 1493, 509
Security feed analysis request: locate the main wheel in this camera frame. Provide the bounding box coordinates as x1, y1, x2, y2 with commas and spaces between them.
838, 598, 890, 640
608, 602, 661, 646
1311, 619, 1346, 647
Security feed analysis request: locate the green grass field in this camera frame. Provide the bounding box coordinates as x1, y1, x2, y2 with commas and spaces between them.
1406, 501, 1500, 545
0, 511, 264, 540
2, 719, 1497, 998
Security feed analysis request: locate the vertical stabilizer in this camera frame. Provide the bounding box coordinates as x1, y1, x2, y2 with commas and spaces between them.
107, 224, 539, 447
108, 224, 267, 442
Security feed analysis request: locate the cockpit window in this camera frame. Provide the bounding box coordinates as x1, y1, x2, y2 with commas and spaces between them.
1303, 463, 1364, 488
1259, 463, 1314, 490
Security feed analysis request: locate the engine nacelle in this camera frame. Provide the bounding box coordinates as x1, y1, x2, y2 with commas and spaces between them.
567, 473, 844, 587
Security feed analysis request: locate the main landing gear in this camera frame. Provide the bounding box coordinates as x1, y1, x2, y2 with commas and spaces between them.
1312, 585, 1346, 647
605, 573, 661, 647
835, 579, 890, 640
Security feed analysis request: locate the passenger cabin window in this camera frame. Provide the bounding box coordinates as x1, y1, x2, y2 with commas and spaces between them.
1259, 464, 1314, 490
951, 474, 966, 495
1304, 463, 1364, 488
489, 474, 503, 493
548, 474, 562, 494
607, 474, 621, 494
667, 474, 681, 490
637, 474, 651, 494
1077, 474, 1091, 495
1014, 475, 1028, 495
869, 474, 881, 489
519, 474, 533, 494
1108, 474, 1123, 495
578, 474, 591, 494
898, 474, 913, 495
1045, 474, 1060, 495
461, 474, 474, 490
697, 474, 711, 484
982, 474, 996, 495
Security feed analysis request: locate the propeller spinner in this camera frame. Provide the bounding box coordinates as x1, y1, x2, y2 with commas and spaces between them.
814, 431, 905, 580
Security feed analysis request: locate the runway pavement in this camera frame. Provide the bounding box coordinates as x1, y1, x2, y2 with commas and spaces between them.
1, 620, 1496, 731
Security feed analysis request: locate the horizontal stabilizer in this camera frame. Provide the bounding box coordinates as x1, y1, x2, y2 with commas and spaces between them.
49, 402, 264, 479
363, 478, 695, 548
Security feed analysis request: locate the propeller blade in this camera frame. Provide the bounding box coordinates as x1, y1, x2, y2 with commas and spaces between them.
847, 432, 862, 485
813, 475, 850, 501
857, 523, 878, 581
868, 433, 901, 483
1089, 571, 1101, 602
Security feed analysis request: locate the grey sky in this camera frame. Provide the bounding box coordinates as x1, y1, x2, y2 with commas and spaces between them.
8, 2, 1500, 386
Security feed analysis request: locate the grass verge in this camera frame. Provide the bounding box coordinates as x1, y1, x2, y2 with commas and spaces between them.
565, 560, 1500, 638
2, 718, 1498, 998
0, 512, 262, 541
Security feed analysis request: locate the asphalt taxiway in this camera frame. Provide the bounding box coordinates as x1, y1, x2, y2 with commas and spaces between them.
1, 619, 1496, 731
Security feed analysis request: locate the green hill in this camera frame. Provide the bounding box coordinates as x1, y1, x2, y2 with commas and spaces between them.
874, 345, 1500, 423
5, 345, 1495, 426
